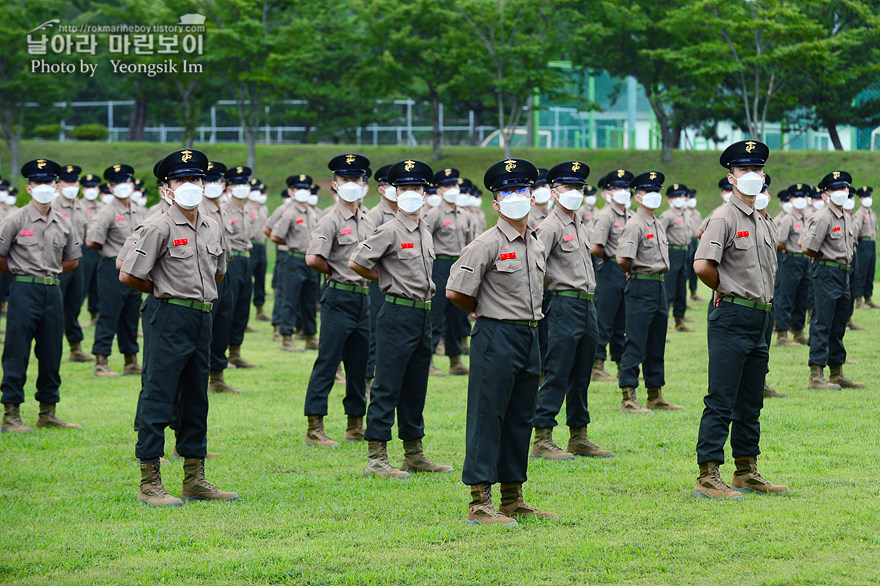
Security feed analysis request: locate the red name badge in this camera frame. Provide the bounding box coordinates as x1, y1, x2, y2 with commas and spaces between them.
20, 230, 34, 236
646, 233, 654, 239
231, 218, 239, 223
87, 210, 94, 214
614, 222, 622, 227
675, 219, 682, 224
563, 235, 575, 242
116, 216, 126, 221
250, 212, 257, 217
443, 220, 453, 226
340, 228, 353, 235
500, 252, 516, 260
585, 212, 592, 217
832, 226, 841, 232
401, 242, 414, 249
736, 230, 750, 238
173, 239, 188, 246
60, 212, 68, 217
295, 219, 304, 224
795, 223, 802, 228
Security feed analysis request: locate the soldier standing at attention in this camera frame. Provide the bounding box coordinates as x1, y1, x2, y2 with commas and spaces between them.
801, 171, 863, 390
423, 167, 471, 377
531, 161, 613, 461
660, 183, 694, 332
774, 184, 813, 347
221, 166, 259, 370
269, 175, 320, 352
854, 187, 877, 308
685, 189, 703, 302
693, 140, 787, 500
580, 183, 599, 229
86, 164, 146, 377
528, 168, 551, 230
589, 170, 634, 382
78, 174, 103, 325
246, 183, 270, 322
349, 159, 453, 478
53, 164, 92, 363
616, 172, 682, 413
120, 149, 237, 506
303, 154, 374, 447
447, 158, 556, 527
0, 159, 81, 433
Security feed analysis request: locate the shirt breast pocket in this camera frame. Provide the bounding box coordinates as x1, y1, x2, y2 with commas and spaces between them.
336, 232, 358, 247
397, 248, 420, 261
829, 227, 842, 240
166, 245, 194, 280
17, 235, 40, 248
560, 238, 578, 253
733, 235, 755, 251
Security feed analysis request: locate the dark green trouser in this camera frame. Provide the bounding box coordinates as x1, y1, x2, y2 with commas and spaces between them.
666, 247, 688, 318
462, 318, 540, 486
250, 241, 267, 308
135, 298, 213, 461
303, 286, 369, 417
855, 239, 875, 298
430, 257, 464, 356
365, 281, 383, 379
537, 289, 552, 363
696, 301, 770, 464
809, 262, 850, 367
271, 246, 287, 325
687, 237, 699, 293
280, 255, 317, 336
774, 254, 810, 331
209, 270, 231, 372
534, 295, 597, 429
364, 301, 432, 442
59, 266, 84, 343
0, 281, 63, 405
594, 258, 626, 362
80, 244, 101, 314
228, 255, 252, 346
92, 257, 141, 356
619, 278, 667, 390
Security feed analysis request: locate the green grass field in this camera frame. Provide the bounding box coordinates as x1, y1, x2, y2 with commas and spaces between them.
2, 277, 879, 585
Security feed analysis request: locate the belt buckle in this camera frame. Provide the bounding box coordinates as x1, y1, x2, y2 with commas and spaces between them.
424, 301, 432, 310
42, 277, 53, 285
203, 302, 213, 312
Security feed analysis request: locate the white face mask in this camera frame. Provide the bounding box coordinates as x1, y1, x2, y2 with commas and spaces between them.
722, 192, 732, 203
532, 187, 551, 205
813, 199, 825, 210
204, 182, 224, 199
397, 190, 425, 214
360, 184, 369, 199
257, 194, 268, 204
498, 193, 531, 220
307, 195, 319, 206
442, 187, 460, 204
782, 202, 793, 214
248, 190, 262, 201
584, 195, 597, 206
113, 183, 133, 199
687, 198, 697, 209
101, 194, 114, 205
294, 189, 310, 203
6, 196, 17, 206
556, 189, 584, 211
456, 192, 470, 207
671, 197, 686, 209
641, 191, 663, 210
734, 172, 764, 196
469, 196, 481, 208
611, 189, 631, 206
231, 184, 250, 199
862, 197, 873, 208
828, 189, 849, 207
336, 181, 362, 203
843, 198, 855, 211
792, 197, 807, 210
83, 187, 99, 201
755, 192, 770, 211
172, 182, 203, 210
61, 186, 79, 200
427, 194, 442, 207
31, 184, 58, 204
382, 186, 397, 202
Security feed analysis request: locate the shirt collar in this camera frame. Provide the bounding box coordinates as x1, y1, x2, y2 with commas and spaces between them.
553, 205, 575, 225
395, 210, 419, 232
496, 216, 527, 242
26, 200, 52, 223
829, 204, 844, 219
730, 194, 755, 217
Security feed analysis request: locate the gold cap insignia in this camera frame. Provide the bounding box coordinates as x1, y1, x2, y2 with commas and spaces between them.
207, 162, 214, 171
37, 159, 47, 169
444, 168, 452, 177
673, 184, 679, 190
617, 169, 625, 178
300, 174, 306, 181
797, 183, 802, 190
66, 165, 73, 172
113, 164, 121, 173
649, 171, 658, 181
180, 150, 193, 163
404, 160, 415, 172
345, 154, 356, 165
236, 166, 243, 174
571, 161, 582, 172
745, 141, 756, 153
833, 171, 840, 180
504, 159, 517, 172
458, 178, 464, 185
260, 183, 265, 190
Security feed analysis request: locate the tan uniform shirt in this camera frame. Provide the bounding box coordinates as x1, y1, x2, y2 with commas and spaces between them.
0, 201, 81, 278
245, 201, 268, 244
590, 202, 632, 258
536, 205, 596, 294
855, 205, 877, 240
695, 195, 776, 304
307, 201, 374, 286
471, 207, 487, 235
220, 200, 254, 253
350, 211, 436, 302
53, 196, 88, 244
776, 209, 807, 254
120, 204, 226, 303
86, 196, 146, 258
580, 203, 598, 230
147, 199, 171, 219
365, 198, 397, 230
617, 207, 670, 275
686, 208, 703, 237
423, 203, 469, 257
447, 218, 545, 321
272, 202, 318, 254
265, 200, 293, 252
803, 204, 853, 265
81, 198, 102, 222
528, 206, 548, 231
659, 207, 690, 246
